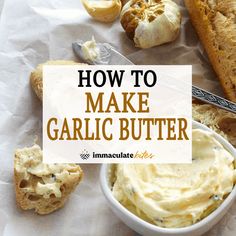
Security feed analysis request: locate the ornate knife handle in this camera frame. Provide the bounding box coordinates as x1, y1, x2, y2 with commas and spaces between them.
192, 85, 236, 114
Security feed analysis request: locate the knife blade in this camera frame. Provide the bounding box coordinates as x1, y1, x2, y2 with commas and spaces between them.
73, 42, 236, 114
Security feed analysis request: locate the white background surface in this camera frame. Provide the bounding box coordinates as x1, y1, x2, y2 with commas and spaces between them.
0, 0, 236, 236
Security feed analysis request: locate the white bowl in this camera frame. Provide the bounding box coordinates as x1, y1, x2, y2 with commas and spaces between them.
100, 121, 236, 236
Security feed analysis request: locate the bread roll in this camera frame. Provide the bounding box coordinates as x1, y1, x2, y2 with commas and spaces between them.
30, 60, 85, 101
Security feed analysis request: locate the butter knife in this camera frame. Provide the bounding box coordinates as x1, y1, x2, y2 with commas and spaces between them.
72, 41, 236, 114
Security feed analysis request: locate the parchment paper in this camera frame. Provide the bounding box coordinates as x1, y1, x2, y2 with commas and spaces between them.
0, 0, 235, 235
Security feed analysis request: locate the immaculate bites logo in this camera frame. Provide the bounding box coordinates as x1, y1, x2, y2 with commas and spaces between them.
43, 65, 192, 163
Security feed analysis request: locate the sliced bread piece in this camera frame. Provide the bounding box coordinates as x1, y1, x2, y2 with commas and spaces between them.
14, 144, 83, 214
192, 102, 236, 147
184, 0, 236, 101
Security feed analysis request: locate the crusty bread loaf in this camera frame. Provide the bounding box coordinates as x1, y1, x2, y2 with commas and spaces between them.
14, 145, 83, 214
30, 60, 85, 101
192, 102, 236, 147
184, 0, 236, 101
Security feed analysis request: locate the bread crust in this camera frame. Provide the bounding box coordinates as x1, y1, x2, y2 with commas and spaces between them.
30, 60, 85, 101
184, 0, 236, 101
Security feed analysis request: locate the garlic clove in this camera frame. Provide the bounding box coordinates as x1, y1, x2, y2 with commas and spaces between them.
82, 0, 122, 23
121, 0, 129, 6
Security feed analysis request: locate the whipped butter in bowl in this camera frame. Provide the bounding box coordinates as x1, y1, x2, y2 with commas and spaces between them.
100, 121, 236, 236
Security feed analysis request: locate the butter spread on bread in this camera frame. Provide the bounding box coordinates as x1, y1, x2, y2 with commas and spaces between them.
14, 144, 83, 214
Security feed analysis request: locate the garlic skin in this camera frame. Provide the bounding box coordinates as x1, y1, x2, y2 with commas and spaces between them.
82, 0, 122, 23
120, 0, 181, 48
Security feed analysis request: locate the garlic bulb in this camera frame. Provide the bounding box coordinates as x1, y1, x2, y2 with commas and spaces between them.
120, 0, 181, 48
82, 0, 122, 23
